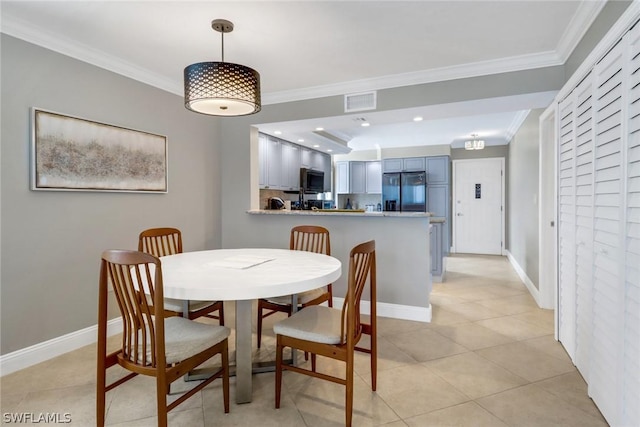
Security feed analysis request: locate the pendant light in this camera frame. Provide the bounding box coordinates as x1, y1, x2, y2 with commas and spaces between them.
464, 133, 485, 150
184, 19, 261, 116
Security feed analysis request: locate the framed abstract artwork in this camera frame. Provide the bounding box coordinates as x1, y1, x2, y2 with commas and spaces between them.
31, 108, 167, 192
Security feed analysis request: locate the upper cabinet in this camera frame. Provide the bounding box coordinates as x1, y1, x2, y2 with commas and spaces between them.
426, 156, 450, 184
336, 160, 381, 194
382, 157, 426, 173
280, 141, 300, 191
366, 161, 382, 193
259, 134, 331, 192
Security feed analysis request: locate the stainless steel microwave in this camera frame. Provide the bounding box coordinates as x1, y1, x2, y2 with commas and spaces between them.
300, 168, 324, 193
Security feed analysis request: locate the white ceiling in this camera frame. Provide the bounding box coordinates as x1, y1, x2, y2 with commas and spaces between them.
1, 1, 605, 152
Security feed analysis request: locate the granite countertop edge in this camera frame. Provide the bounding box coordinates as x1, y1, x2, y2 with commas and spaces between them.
247, 209, 433, 218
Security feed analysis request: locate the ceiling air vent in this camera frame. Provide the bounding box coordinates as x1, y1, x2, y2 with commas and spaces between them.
344, 91, 377, 113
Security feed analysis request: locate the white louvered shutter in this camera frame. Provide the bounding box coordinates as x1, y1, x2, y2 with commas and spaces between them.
558, 91, 577, 361
590, 38, 625, 425
573, 71, 595, 377
622, 22, 640, 427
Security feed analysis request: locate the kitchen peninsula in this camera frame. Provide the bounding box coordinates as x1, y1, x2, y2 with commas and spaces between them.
246, 208, 433, 322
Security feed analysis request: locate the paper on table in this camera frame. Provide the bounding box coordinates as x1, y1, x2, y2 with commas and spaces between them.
207, 255, 275, 269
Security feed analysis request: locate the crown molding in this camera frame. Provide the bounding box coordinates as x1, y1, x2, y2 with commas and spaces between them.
1, 13, 182, 95
505, 110, 532, 142
555, 0, 607, 62
262, 51, 563, 105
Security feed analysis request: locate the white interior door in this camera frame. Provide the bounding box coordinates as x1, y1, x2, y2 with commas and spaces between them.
452, 158, 504, 255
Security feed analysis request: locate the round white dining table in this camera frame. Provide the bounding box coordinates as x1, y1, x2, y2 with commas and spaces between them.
159, 248, 342, 404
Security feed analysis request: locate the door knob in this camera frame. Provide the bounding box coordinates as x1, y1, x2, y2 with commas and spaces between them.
457, 213, 463, 216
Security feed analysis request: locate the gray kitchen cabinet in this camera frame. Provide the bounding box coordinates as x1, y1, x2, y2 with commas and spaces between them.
281, 141, 300, 191
349, 161, 366, 194
336, 161, 349, 194
382, 158, 403, 173
336, 160, 380, 194
430, 222, 444, 282
403, 157, 426, 172
365, 161, 382, 193
258, 134, 268, 188
382, 157, 426, 173
426, 184, 450, 255
319, 151, 332, 192
426, 156, 449, 184
258, 135, 283, 190
300, 147, 313, 169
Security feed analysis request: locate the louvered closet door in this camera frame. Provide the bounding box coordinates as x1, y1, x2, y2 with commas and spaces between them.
573, 72, 595, 377
558, 92, 577, 361
622, 22, 640, 427
590, 38, 625, 424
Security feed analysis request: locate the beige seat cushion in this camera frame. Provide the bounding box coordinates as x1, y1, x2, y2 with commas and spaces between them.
273, 305, 343, 344
162, 298, 218, 313
134, 317, 230, 365
265, 287, 328, 306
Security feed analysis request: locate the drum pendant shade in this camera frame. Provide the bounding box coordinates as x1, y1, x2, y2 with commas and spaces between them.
184, 19, 261, 116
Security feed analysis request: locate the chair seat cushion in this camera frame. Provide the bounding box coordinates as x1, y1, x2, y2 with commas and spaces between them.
163, 298, 218, 313
273, 305, 343, 344
136, 317, 230, 365
264, 287, 328, 306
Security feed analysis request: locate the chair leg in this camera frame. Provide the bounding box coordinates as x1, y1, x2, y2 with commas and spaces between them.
311, 353, 317, 372
218, 303, 225, 327
257, 302, 263, 348
346, 361, 354, 427
275, 337, 283, 409
157, 375, 168, 427
222, 340, 230, 413
96, 364, 106, 427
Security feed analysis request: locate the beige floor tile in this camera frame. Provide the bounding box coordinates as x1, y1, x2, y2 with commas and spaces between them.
477, 384, 608, 427
475, 294, 540, 316
376, 315, 431, 337
521, 335, 572, 362
354, 335, 417, 376
510, 309, 555, 330
435, 302, 506, 321
475, 316, 550, 341
374, 364, 469, 419
431, 322, 514, 350
535, 372, 607, 422
404, 401, 509, 427
424, 352, 528, 399
9, 383, 96, 426
109, 407, 205, 427
430, 306, 471, 326
385, 329, 468, 362
477, 342, 576, 382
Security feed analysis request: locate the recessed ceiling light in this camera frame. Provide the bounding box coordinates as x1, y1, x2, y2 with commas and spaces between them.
298, 139, 304, 142
313, 144, 320, 148
315, 127, 324, 131
361, 122, 370, 127
274, 130, 282, 135
327, 149, 333, 152
413, 116, 423, 122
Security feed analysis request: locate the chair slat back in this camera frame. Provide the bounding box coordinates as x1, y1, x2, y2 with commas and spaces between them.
100, 250, 164, 367
341, 240, 376, 346
138, 227, 182, 257
290, 225, 330, 255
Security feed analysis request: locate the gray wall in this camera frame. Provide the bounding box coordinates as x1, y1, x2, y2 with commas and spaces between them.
507, 109, 543, 287
0, 35, 222, 354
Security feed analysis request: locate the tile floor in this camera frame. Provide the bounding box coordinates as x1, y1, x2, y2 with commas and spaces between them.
0, 255, 608, 426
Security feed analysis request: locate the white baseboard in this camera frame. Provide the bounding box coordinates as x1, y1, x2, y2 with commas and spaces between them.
333, 298, 432, 323
0, 318, 123, 377
505, 250, 542, 307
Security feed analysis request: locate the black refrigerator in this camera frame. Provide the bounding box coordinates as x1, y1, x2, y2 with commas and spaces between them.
382, 171, 427, 212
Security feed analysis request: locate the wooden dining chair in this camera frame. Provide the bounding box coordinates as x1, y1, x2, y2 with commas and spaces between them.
139, 227, 225, 325
96, 250, 230, 427
257, 225, 333, 349
274, 240, 377, 427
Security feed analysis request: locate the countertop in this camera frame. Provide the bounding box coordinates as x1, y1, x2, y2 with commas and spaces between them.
247, 209, 432, 218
